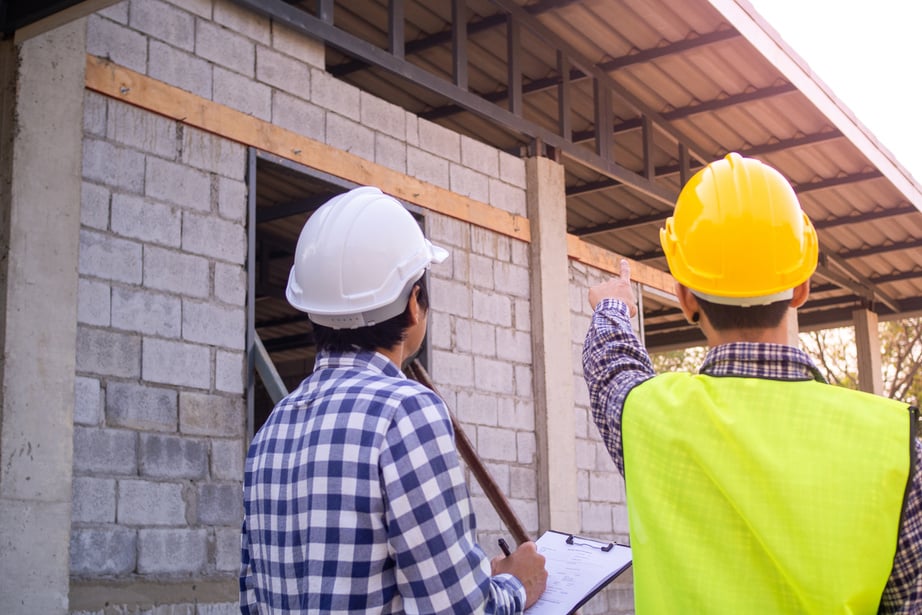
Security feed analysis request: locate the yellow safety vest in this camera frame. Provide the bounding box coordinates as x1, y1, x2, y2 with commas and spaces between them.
623, 374, 913, 614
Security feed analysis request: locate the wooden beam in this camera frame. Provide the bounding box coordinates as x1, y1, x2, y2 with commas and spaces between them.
566, 234, 675, 291
84, 55, 529, 243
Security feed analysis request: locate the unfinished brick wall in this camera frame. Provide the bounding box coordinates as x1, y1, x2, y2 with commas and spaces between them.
71, 0, 547, 613
569, 260, 635, 614
426, 212, 539, 539
72, 86, 248, 594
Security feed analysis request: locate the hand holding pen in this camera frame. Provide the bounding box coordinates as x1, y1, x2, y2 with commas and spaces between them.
491, 537, 547, 609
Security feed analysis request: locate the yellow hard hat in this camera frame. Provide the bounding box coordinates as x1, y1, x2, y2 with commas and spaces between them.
660, 153, 818, 306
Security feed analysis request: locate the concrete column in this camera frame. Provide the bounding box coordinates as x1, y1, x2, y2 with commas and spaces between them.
526, 155, 578, 533
0, 19, 86, 615
853, 308, 884, 395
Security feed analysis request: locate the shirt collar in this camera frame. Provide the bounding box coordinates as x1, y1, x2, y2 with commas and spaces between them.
313, 347, 405, 378
700, 342, 827, 383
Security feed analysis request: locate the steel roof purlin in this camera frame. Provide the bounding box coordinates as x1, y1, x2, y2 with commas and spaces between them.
229, 0, 922, 348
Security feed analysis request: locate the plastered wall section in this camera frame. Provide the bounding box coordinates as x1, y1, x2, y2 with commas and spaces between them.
569, 261, 635, 615
73, 0, 536, 608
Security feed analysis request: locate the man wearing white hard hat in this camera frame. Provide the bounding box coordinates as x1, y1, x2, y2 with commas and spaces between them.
240, 186, 547, 613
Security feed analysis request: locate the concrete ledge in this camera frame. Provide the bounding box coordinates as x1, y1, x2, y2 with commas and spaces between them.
69, 577, 237, 611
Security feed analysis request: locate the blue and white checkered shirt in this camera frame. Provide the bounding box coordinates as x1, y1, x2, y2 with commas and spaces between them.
583, 298, 922, 612
240, 348, 525, 614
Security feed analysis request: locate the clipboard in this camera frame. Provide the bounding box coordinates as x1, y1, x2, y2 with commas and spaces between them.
525, 530, 632, 615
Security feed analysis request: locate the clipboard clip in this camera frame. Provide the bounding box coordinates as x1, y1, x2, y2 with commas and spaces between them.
566, 534, 615, 552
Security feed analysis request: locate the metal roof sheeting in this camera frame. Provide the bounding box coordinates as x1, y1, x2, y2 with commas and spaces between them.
234, 0, 922, 350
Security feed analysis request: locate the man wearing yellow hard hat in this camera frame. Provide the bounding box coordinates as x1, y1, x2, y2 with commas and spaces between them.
582, 153, 922, 613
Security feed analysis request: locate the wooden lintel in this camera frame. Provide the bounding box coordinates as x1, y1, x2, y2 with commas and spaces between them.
567, 234, 675, 292
84, 55, 529, 243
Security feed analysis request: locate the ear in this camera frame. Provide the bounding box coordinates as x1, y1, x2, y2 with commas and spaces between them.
407, 285, 422, 325
675, 282, 700, 324
790, 280, 810, 309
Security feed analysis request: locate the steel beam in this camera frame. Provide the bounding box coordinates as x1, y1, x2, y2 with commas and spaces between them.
452, 0, 467, 89
794, 171, 883, 194
572, 83, 798, 143
388, 0, 404, 57
837, 236, 922, 259
420, 28, 740, 121
557, 50, 571, 139
230, 0, 682, 205
813, 204, 917, 230
507, 14, 522, 115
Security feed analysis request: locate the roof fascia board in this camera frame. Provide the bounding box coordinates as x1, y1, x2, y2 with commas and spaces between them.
10, 0, 120, 43
707, 0, 922, 212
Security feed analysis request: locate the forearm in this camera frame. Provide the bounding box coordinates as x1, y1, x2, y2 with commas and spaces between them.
582, 298, 655, 474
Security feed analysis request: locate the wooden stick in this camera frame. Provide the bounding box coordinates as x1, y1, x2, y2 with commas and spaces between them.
407, 359, 531, 546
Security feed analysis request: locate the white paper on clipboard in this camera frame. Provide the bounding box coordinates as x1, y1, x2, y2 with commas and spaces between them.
525, 530, 632, 615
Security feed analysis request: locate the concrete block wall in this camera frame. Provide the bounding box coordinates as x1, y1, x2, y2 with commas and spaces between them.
75, 0, 540, 610
568, 260, 634, 614
426, 210, 538, 544
74, 76, 249, 591
76, 5, 257, 611
569, 261, 629, 542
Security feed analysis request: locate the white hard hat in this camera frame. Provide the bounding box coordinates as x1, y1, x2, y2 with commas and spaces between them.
286, 186, 449, 329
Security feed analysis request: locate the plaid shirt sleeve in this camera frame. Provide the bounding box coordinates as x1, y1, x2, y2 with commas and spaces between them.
880, 438, 922, 613
239, 516, 257, 614
380, 385, 526, 614
582, 298, 655, 475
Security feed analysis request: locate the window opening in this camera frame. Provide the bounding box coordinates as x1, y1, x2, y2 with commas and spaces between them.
246, 149, 433, 439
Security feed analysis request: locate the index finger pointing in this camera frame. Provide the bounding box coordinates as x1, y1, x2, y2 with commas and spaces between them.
619, 259, 631, 280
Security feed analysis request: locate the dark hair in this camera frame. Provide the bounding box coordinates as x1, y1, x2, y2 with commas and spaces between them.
697, 296, 789, 331
312, 275, 430, 352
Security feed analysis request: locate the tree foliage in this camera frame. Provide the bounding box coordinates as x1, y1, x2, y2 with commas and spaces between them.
651, 346, 706, 373
651, 317, 922, 408
798, 327, 859, 389
879, 318, 922, 405
800, 317, 922, 407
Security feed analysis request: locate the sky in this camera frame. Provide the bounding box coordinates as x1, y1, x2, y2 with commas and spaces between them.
745, 0, 922, 184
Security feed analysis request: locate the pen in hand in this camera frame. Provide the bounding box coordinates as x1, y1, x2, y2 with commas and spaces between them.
498, 537, 512, 557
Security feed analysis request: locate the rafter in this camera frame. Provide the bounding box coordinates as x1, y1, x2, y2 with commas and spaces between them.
869, 268, 922, 284
837, 236, 922, 259
421, 28, 739, 121
330, 0, 580, 78
572, 83, 797, 143
813, 204, 917, 230
794, 171, 883, 193
565, 131, 843, 199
